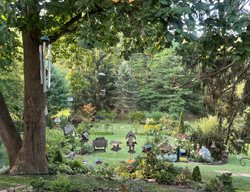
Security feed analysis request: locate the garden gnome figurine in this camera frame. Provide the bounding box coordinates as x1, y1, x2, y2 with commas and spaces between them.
126, 131, 136, 153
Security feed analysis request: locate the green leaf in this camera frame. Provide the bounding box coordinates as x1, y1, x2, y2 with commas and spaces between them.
1, 15, 7, 21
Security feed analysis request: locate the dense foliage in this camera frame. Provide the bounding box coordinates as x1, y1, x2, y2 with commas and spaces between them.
47, 65, 69, 116
133, 48, 203, 116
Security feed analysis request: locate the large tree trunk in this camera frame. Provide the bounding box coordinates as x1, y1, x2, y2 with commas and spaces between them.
10, 30, 48, 174
0, 93, 22, 168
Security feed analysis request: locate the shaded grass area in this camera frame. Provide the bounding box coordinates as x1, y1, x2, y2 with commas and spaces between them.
0, 175, 195, 192
0, 175, 34, 190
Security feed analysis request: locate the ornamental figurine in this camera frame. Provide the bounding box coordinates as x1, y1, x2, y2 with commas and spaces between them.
126, 131, 137, 153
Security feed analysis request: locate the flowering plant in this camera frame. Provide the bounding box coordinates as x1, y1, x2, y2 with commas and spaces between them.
144, 118, 159, 130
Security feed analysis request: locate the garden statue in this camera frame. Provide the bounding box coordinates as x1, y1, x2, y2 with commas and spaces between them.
63, 124, 74, 135
198, 146, 212, 162
210, 140, 216, 148
126, 131, 136, 153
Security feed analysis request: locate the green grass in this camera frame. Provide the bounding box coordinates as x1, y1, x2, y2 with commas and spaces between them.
0, 175, 194, 192
84, 121, 250, 192
176, 155, 250, 192
83, 121, 150, 165
1, 121, 250, 192
0, 175, 34, 190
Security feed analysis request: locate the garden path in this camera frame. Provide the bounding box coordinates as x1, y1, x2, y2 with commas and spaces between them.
215, 170, 250, 178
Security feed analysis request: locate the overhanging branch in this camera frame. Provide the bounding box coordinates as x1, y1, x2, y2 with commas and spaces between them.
49, 5, 104, 43
49, 13, 82, 43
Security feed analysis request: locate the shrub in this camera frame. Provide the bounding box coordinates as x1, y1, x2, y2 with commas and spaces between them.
177, 111, 185, 134
154, 170, 175, 184
191, 116, 226, 161
216, 172, 234, 191
46, 128, 71, 158
69, 159, 88, 174
117, 150, 181, 183
204, 173, 235, 192
175, 173, 190, 185
52, 149, 64, 164
96, 110, 116, 121
50, 175, 80, 192
159, 115, 172, 129
145, 111, 163, 122
197, 115, 218, 134
48, 163, 74, 174
31, 177, 50, 192
31, 175, 80, 192
76, 122, 92, 135
127, 111, 145, 123
95, 163, 116, 179
50, 109, 71, 127
79, 142, 94, 155
192, 166, 202, 182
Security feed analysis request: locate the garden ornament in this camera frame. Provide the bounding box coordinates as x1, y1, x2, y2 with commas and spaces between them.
92, 137, 108, 151
240, 157, 250, 166
198, 146, 212, 162
63, 124, 74, 135
126, 131, 136, 153
81, 132, 89, 142
54, 117, 61, 124
39, 35, 52, 92
110, 141, 122, 152
142, 143, 153, 153
210, 140, 216, 148
95, 158, 103, 164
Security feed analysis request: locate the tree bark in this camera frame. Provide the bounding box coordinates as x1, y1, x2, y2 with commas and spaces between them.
10, 30, 48, 174
0, 93, 22, 168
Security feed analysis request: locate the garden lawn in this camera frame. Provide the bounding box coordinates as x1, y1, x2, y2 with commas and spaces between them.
82, 121, 149, 165
173, 154, 250, 192
83, 121, 250, 192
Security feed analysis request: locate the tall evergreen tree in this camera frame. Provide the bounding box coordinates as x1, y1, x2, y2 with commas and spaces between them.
137, 48, 202, 117
47, 65, 69, 116
114, 61, 137, 117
